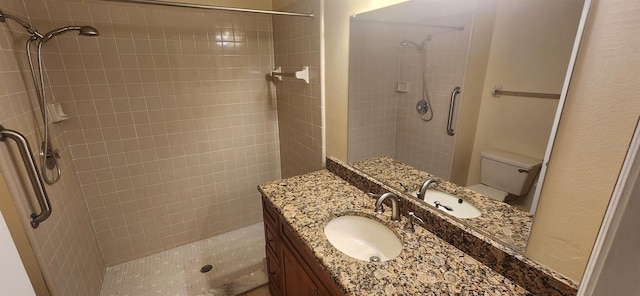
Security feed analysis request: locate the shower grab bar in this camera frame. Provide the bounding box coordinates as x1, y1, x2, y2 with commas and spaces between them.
103, 0, 314, 18
492, 85, 560, 100
0, 125, 52, 228
447, 87, 461, 136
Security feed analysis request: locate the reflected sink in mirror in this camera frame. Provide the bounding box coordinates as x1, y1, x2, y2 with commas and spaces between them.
324, 215, 402, 262
411, 190, 482, 219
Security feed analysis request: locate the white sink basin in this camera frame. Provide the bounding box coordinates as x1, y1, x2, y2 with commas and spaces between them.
411, 190, 482, 219
324, 215, 402, 262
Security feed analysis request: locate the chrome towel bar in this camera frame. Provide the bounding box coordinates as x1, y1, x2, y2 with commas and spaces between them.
0, 125, 52, 228
269, 66, 310, 84
492, 85, 560, 100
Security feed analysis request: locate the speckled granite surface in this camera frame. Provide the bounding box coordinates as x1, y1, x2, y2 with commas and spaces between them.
258, 170, 531, 296
327, 157, 579, 296
350, 156, 532, 252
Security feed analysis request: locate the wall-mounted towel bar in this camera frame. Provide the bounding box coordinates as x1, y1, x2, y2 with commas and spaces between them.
269, 66, 309, 84
0, 125, 52, 228
492, 85, 560, 100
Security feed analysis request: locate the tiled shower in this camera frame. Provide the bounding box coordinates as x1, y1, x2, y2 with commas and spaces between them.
347, 5, 473, 179
0, 0, 320, 294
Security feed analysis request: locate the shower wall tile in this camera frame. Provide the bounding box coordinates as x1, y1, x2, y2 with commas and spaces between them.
29, 0, 281, 266
272, 0, 323, 178
0, 1, 105, 295
394, 17, 474, 179
347, 9, 473, 180
347, 21, 399, 163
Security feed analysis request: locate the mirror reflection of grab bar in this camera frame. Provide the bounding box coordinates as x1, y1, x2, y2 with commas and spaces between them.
447, 86, 461, 136
0, 125, 52, 228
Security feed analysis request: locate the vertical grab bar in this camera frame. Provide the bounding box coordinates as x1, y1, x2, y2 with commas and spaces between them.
0, 125, 52, 228
447, 86, 462, 136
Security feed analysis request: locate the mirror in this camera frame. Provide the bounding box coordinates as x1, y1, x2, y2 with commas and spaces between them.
347, 0, 585, 252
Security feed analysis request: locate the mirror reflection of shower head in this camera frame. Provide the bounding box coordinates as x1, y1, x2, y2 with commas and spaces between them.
400, 35, 432, 50
42, 25, 100, 42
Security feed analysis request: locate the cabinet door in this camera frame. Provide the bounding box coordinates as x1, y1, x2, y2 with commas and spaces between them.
283, 246, 319, 296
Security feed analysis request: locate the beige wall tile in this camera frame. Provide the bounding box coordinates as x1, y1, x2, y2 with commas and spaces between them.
0, 1, 106, 295
272, 0, 323, 178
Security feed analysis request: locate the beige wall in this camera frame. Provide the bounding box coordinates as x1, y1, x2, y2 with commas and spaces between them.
324, 0, 408, 161
585, 126, 640, 295
0, 0, 106, 294
0, 172, 46, 295
449, 0, 496, 185
526, 0, 640, 282
465, 0, 583, 186
272, 0, 323, 178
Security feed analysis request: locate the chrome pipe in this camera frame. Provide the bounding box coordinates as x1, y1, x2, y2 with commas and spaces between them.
447, 86, 461, 136
492, 86, 560, 100
352, 19, 464, 31
0, 10, 45, 39
0, 126, 52, 228
103, 0, 314, 18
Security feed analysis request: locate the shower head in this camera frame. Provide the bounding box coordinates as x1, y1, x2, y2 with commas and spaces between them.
401, 40, 421, 48
400, 35, 432, 50
42, 25, 100, 43
0, 10, 44, 39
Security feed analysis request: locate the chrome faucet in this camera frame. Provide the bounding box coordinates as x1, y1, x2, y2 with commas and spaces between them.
417, 178, 439, 200
374, 192, 400, 222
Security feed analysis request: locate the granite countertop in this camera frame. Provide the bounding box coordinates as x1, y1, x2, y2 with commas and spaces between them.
351, 157, 533, 252
258, 169, 531, 295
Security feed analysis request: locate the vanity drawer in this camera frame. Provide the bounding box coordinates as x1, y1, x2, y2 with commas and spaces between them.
266, 248, 283, 296
262, 197, 278, 226
264, 214, 279, 258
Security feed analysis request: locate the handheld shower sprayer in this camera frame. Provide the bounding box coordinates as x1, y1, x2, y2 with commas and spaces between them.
42, 25, 100, 42
0, 10, 100, 41
401, 35, 434, 121
400, 35, 432, 51
1, 9, 99, 185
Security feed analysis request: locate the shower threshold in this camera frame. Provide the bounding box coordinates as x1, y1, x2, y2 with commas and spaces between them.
100, 223, 267, 296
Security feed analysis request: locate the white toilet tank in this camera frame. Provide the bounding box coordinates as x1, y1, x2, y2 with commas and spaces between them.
480, 150, 542, 196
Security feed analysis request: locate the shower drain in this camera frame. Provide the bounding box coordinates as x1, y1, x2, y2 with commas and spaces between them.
200, 264, 213, 273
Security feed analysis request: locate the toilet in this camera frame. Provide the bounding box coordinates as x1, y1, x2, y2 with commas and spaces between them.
467, 150, 542, 202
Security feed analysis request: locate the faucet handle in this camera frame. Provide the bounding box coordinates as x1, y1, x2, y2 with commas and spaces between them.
404, 211, 425, 233
399, 182, 410, 192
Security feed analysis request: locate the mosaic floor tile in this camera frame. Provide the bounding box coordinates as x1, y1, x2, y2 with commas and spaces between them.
100, 223, 267, 296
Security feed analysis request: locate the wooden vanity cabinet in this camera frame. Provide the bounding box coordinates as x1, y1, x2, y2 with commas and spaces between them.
262, 196, 343, 296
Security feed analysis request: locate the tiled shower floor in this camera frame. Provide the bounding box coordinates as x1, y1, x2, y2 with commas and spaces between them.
100, 223, 268, 296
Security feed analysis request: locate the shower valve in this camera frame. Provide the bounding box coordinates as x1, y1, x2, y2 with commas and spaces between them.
416, 100, 429, 115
